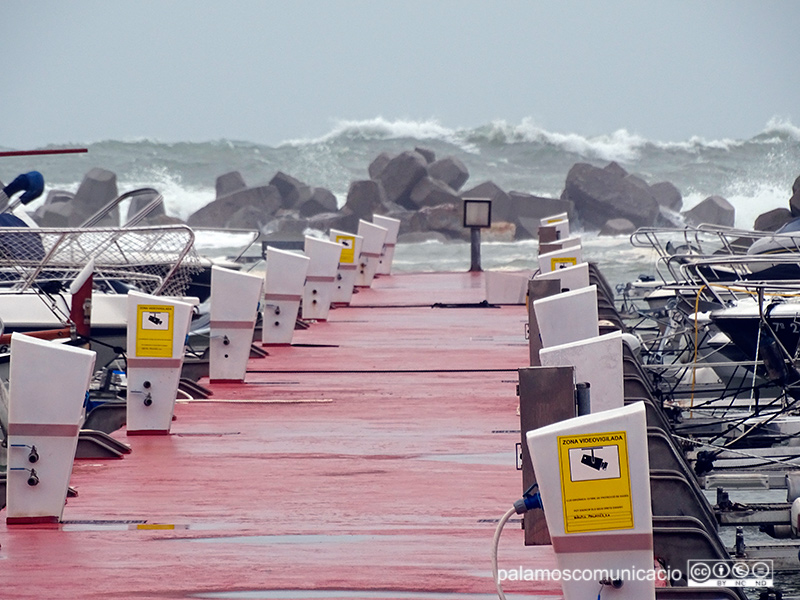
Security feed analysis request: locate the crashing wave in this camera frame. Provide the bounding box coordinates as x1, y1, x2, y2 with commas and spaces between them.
281, 117, 464, 146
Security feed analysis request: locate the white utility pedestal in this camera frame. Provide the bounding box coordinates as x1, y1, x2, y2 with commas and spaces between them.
485, 271, 532, 305
329, 229, 363, 305
6, 333, 96, 524
302, 236, 343, 321
126, 291, 193, 435
209, 265, 263, 383
527, 402, 654, 600
533, 262, 590, 294
540, 213, 570, 240
539, 331, 625, 413
538, 245, 584, 274
373, 214, 401, 275
534, 285, 599, 348
261, 247, 310, 345
355, 220, 388, 287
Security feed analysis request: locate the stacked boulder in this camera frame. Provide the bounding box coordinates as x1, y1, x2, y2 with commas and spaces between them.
347, 147, 572, 241
34, 167, 119, 227
561, 161, 737, 234
752, 174, 800, 231
561, 161, 662, 232
186, 170, 339, 232
32, 153, 756, 240
683, 195, 735, 228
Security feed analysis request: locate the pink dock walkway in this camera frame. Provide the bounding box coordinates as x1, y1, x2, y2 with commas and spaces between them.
1, 272, 562, 600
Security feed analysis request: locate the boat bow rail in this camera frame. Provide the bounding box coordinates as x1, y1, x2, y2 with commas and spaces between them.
630, 224, 800, 285
0, 224, 202, 297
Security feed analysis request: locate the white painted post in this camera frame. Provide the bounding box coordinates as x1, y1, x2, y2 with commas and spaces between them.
539, 213, 570, 239
539, 331, 625, 413
526, 403, 654, 600
533, 262, 591, 293
261, 247, 310, 345
533, 285, 599, 348
6, 333, 96, 524
538, 245, 584, 274
373, 215, 401, 275
355, 220, 388, 287
126, 291, 193, 435
329, 229, 364, 305
302, 236, 344, 320
209, 266, 263, 383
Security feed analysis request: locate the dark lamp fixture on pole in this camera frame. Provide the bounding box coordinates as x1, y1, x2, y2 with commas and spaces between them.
463, 198, 492, 272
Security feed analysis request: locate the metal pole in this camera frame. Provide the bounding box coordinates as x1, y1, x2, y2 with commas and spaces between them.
576, 381, 591, 416
469, 227, 482, 272
0, 148, 88, 158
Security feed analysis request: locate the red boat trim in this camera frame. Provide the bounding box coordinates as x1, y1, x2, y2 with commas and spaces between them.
6, 515, 60, 525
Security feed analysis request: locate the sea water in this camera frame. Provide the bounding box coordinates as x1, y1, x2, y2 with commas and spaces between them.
2, 117, 799, 270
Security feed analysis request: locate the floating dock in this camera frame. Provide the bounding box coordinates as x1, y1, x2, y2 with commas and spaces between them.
1, 272, 563, 599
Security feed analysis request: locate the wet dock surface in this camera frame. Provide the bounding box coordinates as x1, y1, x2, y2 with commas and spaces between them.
1, 272, 562, 599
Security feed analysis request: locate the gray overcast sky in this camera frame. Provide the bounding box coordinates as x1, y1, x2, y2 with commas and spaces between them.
2, 1, 798, 148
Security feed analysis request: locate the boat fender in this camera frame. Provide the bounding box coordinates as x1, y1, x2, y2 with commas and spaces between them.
620, 332, 641, 354
758, 330, 790, 384
2, 171, 44, 204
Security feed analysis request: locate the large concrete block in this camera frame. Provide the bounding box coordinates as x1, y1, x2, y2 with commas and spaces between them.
408, 176, 460, 208
269, 171, 309, 209
187, 185, 282, 228
561, 162, 659, 230
368, 152, 393, 180
683, 195, 735, 227
297, 187, 338, 217
378, 151, 428, 207
69, 168, 119, 227
343, 180, 389, 219
216, 171, 247, 199
428, 156, 469, 191
754, 207, 793, 232
650, 181, 683, 211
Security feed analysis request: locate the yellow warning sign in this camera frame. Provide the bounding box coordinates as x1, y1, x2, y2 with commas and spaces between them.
558, 430, 633, 533
335, 234, 356, 264
551, 256, 578, 271
135, 305, 175, 358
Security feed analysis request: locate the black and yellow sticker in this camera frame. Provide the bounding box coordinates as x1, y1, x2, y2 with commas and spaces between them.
558, 430, 633, 533
135, 305, 175, 358
335, 234, 356, 264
